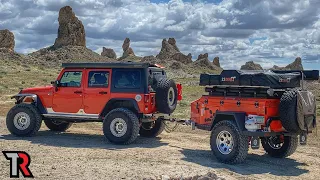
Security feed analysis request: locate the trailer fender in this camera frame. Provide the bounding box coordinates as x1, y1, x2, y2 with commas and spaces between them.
210, 111, 246, 131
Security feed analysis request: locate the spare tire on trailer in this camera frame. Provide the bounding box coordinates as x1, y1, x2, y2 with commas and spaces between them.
155, 78, 178, 114
279, 89, 301, 133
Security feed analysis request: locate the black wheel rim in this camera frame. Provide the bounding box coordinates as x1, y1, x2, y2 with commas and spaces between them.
267, 136, 283, 149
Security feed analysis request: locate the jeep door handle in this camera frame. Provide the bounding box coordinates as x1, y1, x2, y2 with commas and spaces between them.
74, 91, 82, 94
99, 91, 108, 94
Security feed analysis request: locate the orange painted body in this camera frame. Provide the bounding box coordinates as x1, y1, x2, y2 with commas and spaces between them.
191, 96, 284, 132
21, 68, 161, 115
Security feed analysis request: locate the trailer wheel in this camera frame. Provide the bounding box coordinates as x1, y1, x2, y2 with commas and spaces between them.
210, 120, 248, 164
155, 78, 178, 114
261, 135, 298, 158
139, 118, 165, 137
279, 89, 301, 133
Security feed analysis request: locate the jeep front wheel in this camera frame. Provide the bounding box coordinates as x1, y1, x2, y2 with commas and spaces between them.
6, 104, 42, 136
139, 118, 165, 137
261, 135, 298, 158
44, 120, 72, 132
210, 120, 248, 164
103, 108, 140, 145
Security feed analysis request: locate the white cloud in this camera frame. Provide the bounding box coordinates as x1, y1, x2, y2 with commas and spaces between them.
0, 0, 319, 70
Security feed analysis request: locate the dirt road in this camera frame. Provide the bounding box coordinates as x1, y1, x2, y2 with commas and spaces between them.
1, 117, 319, 180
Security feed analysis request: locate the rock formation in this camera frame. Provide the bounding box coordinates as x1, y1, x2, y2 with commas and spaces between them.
141, 55, 158, 63
272, 57, 303, 70
101, 47, 116, 59
213, 57, 220, 67
168, 38, 179, 51
121, 38, 135, 58
172, 53, 192, 64
194, 53, 221, 70
53, 6, 86, 48
197, 53, 208, 60
0, 29, 15, 52
240, 61, 263, 70
156, 38, 192, 64
157, 38, 179, 60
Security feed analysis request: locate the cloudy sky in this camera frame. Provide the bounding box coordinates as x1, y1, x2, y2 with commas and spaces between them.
1, 0, 320, 70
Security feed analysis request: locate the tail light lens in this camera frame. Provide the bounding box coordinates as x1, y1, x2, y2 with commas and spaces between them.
177, 83, 182, 100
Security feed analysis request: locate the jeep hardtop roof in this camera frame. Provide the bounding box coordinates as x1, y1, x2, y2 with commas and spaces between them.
62, 62, 163, 69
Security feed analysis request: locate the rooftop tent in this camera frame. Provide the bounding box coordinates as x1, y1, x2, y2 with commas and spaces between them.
200, 70, 319, 89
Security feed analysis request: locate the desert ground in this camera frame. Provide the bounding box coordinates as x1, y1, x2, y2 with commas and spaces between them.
1, 116, 320, 180
0, 61, 320, 179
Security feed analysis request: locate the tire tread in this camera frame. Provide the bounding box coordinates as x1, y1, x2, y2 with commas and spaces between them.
210, 120, 248, 164
6, 103, 42, 136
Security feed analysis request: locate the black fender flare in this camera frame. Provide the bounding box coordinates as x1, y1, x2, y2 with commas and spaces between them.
100, 98, 140, 117
11, 93, 47, 114
210, 111, 246, 131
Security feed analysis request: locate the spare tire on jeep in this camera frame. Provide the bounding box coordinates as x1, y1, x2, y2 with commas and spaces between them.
155, 78, 178, 114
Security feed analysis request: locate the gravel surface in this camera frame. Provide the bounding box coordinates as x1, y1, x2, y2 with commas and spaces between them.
1, 117, 319, 180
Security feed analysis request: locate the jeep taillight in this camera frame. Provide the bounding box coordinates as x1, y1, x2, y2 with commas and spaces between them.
177, 83, 182, 101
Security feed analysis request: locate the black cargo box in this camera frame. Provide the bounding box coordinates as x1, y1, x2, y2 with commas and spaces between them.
200, 70, 319, 88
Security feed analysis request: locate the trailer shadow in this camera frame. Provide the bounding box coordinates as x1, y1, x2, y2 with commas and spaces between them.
179, 148, 309, 177
1, 130, 168, 150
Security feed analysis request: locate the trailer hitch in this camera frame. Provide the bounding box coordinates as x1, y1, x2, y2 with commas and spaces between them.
160, 117, 195, 132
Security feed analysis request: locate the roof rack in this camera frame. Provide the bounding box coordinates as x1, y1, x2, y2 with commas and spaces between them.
62, 62, 159, 69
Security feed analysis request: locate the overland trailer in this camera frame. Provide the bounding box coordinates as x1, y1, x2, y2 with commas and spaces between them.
164, 69, 318, 164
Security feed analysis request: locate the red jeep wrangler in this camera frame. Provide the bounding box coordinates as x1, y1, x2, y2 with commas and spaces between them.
7, 62, 182, 144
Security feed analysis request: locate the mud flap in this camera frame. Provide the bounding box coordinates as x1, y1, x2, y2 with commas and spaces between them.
297, 91, 317, 132
251, 136, 260, 149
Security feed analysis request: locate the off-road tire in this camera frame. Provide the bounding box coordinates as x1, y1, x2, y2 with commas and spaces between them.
279, 89, 301, 133
155, 78, 178, 114
44, 120, 72, 132
139, 118, 165, 137
210, 120, 248, 164
6, 103, 42, 136
103, 108, 140, 145
261, 135, 298, 158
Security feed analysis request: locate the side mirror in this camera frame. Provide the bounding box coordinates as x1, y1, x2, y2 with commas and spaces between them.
51, 80, 60, 91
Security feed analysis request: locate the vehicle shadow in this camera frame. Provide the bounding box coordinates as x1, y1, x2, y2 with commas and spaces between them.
179, 148, 309, 177
1, 130, 168, 149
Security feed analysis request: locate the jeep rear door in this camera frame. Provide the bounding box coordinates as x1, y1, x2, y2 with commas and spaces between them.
83, 69, 111, 114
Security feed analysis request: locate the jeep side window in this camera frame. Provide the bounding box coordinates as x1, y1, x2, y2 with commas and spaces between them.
59, 71, 82, 87
114, 70, 141, 89
88, 71, 109, 87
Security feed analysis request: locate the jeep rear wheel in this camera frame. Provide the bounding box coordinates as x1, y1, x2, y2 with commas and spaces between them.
210, 120, 248, 164
261, 135, 298, 158
155, 78, 178, 114
103, 108, 140, 145
44, 120, 72, 132
6, 104, 42, 136
139, 118, 165, 137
